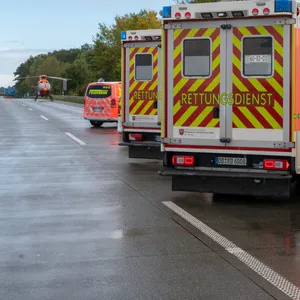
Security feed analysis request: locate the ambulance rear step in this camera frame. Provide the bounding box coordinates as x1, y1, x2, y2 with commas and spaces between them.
159, 167, 292, 197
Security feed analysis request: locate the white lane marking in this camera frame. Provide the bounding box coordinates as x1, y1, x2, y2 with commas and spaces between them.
40, 115, 48, 121
162, 201, 300, 300
65, 132, 86, 146
28, 108, 33, 111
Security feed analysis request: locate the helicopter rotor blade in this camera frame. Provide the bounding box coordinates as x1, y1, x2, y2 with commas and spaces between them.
46, 76, 71, 81
14, 76, 40, 80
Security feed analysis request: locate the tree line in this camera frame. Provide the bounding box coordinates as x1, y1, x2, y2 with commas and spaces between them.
13, 0, 217, 97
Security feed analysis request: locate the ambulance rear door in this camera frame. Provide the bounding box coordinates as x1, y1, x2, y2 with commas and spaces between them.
224, 17, 292, 149
124, 41, 161, 129
165, 20, 226, 146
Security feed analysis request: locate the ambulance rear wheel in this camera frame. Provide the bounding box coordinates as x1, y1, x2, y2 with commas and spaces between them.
90, 121, 103, 127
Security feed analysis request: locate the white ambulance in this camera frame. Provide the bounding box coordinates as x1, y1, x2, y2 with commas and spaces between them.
118, 29, 163, 159
159, 0, 300, 198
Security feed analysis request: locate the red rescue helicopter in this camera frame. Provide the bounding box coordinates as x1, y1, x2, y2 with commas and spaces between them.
32, 75, 53, 101
16, 75, 70, 101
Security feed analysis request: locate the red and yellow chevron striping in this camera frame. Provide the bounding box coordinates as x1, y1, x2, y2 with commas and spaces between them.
173, 28, 221, 128
232, 25, 284, 129
128, 47, 159, 116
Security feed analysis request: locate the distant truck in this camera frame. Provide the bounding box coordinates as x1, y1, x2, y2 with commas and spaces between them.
118, 29, 163, 159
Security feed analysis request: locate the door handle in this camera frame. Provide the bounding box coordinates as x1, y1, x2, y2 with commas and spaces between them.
213, 106, 219, 119
220, 138, 231, 143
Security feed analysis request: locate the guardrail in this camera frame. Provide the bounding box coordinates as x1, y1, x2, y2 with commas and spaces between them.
53, 95, 84, 99
27, 95, 85, 104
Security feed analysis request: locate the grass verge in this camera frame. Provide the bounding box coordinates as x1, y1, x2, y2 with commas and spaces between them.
52, 95, 84, 104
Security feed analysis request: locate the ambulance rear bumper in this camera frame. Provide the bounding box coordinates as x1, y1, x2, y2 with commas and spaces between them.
118, 141, 160, 147
84, 117, 117, 122
159, 167, 292, 197
119, 141, 162, 159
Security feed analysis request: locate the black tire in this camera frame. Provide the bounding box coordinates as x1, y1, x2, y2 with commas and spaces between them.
90, 121, 103, 127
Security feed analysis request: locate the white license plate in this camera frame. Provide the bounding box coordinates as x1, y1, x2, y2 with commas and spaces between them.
216, 157, 247, 166
93, 107, 102, 112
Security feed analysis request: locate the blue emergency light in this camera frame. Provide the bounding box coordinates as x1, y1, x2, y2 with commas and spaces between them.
162, 6, 171, 18
121, 31, 126, 40
274, 0, 293, 13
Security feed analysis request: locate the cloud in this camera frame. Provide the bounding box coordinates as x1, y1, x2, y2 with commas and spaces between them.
0, 75, 15, 87
0, 48, 54, 86
4, 40, 24, 45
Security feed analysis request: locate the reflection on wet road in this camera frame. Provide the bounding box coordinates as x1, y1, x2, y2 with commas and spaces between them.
1, 98, 300, 300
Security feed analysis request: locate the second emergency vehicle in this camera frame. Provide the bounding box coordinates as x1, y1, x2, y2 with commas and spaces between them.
118, 29, 162, 159
159, 0, 300, 198
83, 81, 121, 127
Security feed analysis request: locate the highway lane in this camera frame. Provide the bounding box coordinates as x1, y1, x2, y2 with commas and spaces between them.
1, 97, 299, 300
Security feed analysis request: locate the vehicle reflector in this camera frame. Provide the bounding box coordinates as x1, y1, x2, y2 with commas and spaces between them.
252, 8, 259, 15
263, 8, 270, 15
185, 12, 191, 18
110, 99, 116, 108
172, 155, 194, 166
175, 12, 181, 19
263, 159, 290, 170
129, 134, 142, 141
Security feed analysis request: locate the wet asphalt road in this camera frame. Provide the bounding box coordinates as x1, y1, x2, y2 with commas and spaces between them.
1, 97, 300, 300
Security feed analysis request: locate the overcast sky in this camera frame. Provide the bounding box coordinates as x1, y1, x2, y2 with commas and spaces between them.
0, 0, 170, 87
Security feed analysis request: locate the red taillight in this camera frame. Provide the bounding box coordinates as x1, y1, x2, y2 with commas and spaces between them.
185, 12, 191, 19
110, 99, 116, 108
263, 159, 290, 171
263, 8, 270, 15
128, 36, 133, 40
134, 36, 139, 40
129, 134, 142, 141
252, 8, 259, 15
175, 12, 181, 19
118, 104, 120, 115
172, 155, 194, 166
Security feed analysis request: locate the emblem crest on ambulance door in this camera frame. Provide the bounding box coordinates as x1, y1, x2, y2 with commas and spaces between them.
179, 129, 184, 135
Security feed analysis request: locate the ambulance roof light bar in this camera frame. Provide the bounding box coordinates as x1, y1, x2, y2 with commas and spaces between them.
162, 0, 296, 21
121, 29, 161, 42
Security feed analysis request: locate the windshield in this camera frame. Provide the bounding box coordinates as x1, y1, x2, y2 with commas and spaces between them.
86, 84, 112, 98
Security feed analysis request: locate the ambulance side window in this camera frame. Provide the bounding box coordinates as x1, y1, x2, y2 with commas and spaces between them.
183, 39, 211, 77
135, 53, 153, 81
243, 37, 273, 77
